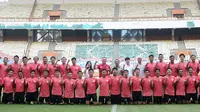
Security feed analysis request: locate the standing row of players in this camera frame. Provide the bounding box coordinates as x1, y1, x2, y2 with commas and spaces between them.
1, 66, 200, 105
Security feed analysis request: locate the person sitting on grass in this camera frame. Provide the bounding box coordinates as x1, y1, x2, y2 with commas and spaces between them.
25, 70, 39, 104
84, 69, 98, 105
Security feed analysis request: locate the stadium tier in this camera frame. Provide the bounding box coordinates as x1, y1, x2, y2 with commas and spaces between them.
180, 1, 200, 16
33, 4, 54, 18
185, 40, 200, 58
28, 42, 49, 58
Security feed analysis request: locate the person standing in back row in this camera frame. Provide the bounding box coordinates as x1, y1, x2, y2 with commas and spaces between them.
121, 57, 134, 77
155, 54, 167, 77
145, 55, 156, 77
94, 57, 111, 77
69, 57, 81, 79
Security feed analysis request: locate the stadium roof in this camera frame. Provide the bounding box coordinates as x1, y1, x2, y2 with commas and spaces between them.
8, 0, 193, 4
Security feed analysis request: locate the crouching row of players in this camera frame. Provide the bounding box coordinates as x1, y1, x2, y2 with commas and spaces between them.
0, 67, 200, 105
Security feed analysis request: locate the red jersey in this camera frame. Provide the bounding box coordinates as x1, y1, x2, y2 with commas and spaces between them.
21, 64, 31, 78
85, 77, 98, 94
130, 76, 142, 91
64, 78, 75, 98
38, 63, 50, 77
10, 63, 21, 78
97, 64, 111, 77
175, 76, 186, 96
164, 76, 175, 96
152, 76, 164, 96
186, 76, 198, 93
145, 63, 156, 77
156, 62, 167, 76
187, 62, 198, 76
26, 77, 38, 93
3, 77, 14, 93
29, 63, 40, 78
49, 64, 59, 78
99, 77, 110, 96
75, 78, 85, 98
51, 77, 63, 96
58, 64, 70, 78
141, 77, 152, 96
70, 65, 81, 79
168, 62, 178, 77
121, 77, 131, 98
110, 76, 121, 95
0, 64, 9, 78
14, 78, 25, 92
39, 77, 50, 97
177, 62, 187, 77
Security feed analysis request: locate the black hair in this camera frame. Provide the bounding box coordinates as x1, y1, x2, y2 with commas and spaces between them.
55, 69, 60, 72
169, 55, 174, 58
155, 68, 160, 72
124, 69, 129, 73
8, 69, 14, 72
50, 56, 56, 60
85, 61, 92, 69
149, 55, 154, 58
22, 56, 28, 60
43, 56, 47, 59
144, 69, 150, 72
188, 67, 193, 70
88, 68, 94, 72
179, 53, 185, 58
61, 57, 66, 59
112, 67, 118, 72
30, 70, 35, 73
125, 57, 130, 61
71, 57, 76, 61
14, 55, 19, 59
190, 54, 196, 58
44, 70, 49, 73
135, 68, 140, 71
159, 54, 163, 56
78, 71, 83, 74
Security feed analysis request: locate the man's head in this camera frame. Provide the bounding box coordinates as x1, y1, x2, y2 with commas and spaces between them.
190, 55, 196, 62
18, 71, 23, 78
144, 69, 150, 77
155, 69, 160, 77
188, 67, 193, 76
88, 69, 94, 77
179, 54, 185, 61
114, 59, 120, 66
78, 71, 83, 78
33, 56, 39, 63
112, 67, 118, 76
55, 69, 60, 77
102, 69, 107, 77
44, 70, 49, 78
8, 69, 14, 77
158, 54, 163, 61
50, 56, 56, 63
71, 57, 77, 65
22, 56, 28, 64
30, 70, 35, 78
14, 55, 19, 63
123, 70, 129, 78
61, 57, 67, 64
125, 57, 130, 65
43, 56, 48, 64
178, 69, 183, 77
166, 68, 172, 76
169, 55, 175, 62
149, 55, 154, 62
135, 68, 140, 76
137, 57, 142, 64
3, 57, 8, 64
68, 72, 73, 79
102, 57, 107, 64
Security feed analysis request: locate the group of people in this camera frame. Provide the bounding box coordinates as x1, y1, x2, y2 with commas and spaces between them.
0, 53, 200, 105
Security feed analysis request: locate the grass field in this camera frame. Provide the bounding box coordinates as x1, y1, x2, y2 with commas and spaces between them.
1, 104, 200, 112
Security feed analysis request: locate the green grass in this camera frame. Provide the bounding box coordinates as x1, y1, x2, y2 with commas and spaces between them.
1, 104, 200, 112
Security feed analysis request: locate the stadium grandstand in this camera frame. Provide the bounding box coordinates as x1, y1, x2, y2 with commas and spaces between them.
1, 0, 200, 112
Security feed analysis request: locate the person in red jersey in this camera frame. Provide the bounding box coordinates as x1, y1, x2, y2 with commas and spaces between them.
84, 69, 98, 105
69, 57, 81, 79
185, 67, 198, 104
163, 68, 176, 104
174, 69, 186, 104
120, 70, 132, 104
198, 74, 200, 104
177, 54, 187, 77
0, 57, 9, 78
50, 69, 63, 104
99, 69, 110, 105
63, 71, 75, 104
25, 70, 39, 104
29, 56, 40, 78
0, 57, 9, 100
152, 69, 164, 104
94, 57, 111, 77
110, 67, 121, 104
21, 56, 31, 78
168, 55, 178, 77
145, 55, 156, 77
141, 69, 153, 104
49, 56, 59, 78
187, 55, 198, 76
14, 71, 25, 104
39, 70, 51, 104
58, 57, 70, 79
9, 55, 21, 78
74, 71, 86, 104
155, 54, 167, 77
130, 68, 142, 104
38, 56, 50, 78
2, 69, 15, 104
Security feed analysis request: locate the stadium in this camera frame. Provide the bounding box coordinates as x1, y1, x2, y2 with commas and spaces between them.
0, 0, 200, 112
